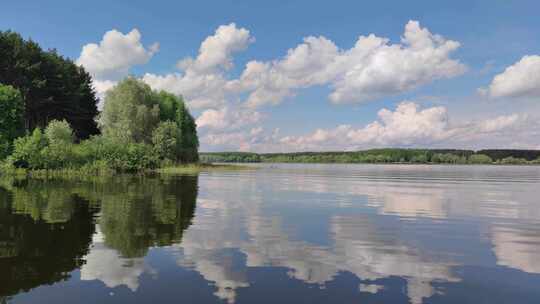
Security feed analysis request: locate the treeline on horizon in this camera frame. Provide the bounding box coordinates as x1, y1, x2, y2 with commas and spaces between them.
0, 30, 199, 174
200, 149, 540, 165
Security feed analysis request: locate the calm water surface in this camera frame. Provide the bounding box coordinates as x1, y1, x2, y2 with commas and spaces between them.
1, 164, 540, 303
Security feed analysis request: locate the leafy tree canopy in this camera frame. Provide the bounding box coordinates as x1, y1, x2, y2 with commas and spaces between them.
100, 77, 199, 162
0, 30, 99, 139
44, 120, 74, 147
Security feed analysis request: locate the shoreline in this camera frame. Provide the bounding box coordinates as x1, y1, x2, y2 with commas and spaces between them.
1, 161, 538, 181
0, 163, 253, 180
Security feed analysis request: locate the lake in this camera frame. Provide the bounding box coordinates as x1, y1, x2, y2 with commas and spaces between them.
1, 164, 540, 303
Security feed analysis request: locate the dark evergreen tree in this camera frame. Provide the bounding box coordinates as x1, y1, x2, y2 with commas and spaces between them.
0, 30, 99, 139
0, 84, 24, 158
174, 99, 199, 163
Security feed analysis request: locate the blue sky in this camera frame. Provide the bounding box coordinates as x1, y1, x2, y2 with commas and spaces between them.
2, 0, 540, 151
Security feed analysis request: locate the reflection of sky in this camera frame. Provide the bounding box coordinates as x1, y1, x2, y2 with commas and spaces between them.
76, 165, 540, 303
80, 226, 156, 291
173, 165, 540, 303
491, 226, 540, 274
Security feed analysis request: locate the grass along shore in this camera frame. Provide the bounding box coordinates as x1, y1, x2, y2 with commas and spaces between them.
0, 161, 252, 180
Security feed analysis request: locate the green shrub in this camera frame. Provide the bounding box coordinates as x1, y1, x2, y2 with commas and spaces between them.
106, 143, 158, 171
499, 157, 527, 165
74, 136, 159, 172
11, 129, 47, 168
74, 136, 115, 164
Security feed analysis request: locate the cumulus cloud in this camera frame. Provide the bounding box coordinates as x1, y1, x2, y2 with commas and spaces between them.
476, 114, 522, 133
196, 107, 262, 131
200, 131, 255, 152
177, 23, 253, 73
195, 101, 535, 152
74, 22, 535, 152
329, 21, 465, 104
232, 36, 340, 107
143, 20, 464, 110
77, 29, 159, 80
195, 106, 270, 152
277, 101, 532, 152
347, 102, 452, 145
142, 23, 252, 109
480, 55, 540, 99
237, 20, 465, 107
143, 72, 233, 109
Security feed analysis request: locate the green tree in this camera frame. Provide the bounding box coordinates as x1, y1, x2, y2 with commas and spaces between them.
100, 77, 160, 144
156, 90, 180, 122
152, 121, 180, 161
0, 84, 24, 158
44, 120, 74, 147
100, 79, 199, 163
0, 31, 99, 139
155, 91, 199, 162
468, 154, 493, 164
175, 102, 199, 162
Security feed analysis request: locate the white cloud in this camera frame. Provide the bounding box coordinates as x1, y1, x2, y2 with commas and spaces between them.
143, 21, 464, 110
237, 20, 465, 107
77, 29, 159, 80
196, 107, 262, 131
75, 22, 537, 152
347, 102, 452, 145
279, 102, 452, 150
195, 101, 535, 152
143, 72, 232, 109
330, 21, 465, 104
481, 55, 540, 99
196, 106, 268, 152
177, 23, 253, 73
276, 101, 532, 152
143, 23, 253, 109
200, 131, 254, 152
476, 114, 522, 133
234, 36, 340, 107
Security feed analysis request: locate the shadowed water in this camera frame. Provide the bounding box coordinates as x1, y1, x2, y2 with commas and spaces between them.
1, 164, 540, 303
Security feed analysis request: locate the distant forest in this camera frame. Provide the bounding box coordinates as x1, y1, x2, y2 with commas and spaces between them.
200, 149, 540, 165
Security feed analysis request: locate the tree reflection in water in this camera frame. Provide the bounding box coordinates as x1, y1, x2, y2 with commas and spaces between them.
0, 174, 198, 298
